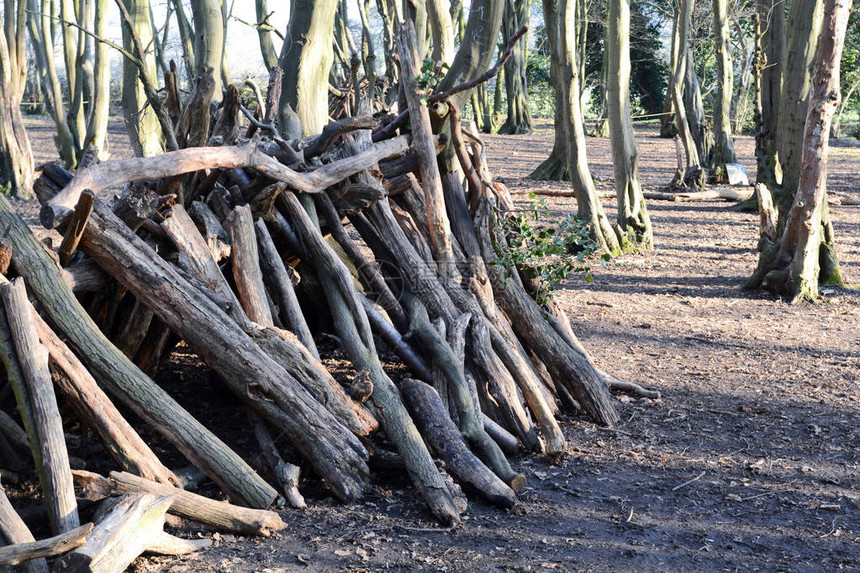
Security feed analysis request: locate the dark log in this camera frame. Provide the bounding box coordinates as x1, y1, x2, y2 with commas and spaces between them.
187, 201, 231, 261
57, 191, 94, 267
359, 295, 431, 379
73, 470, 286, 537
0, 410, 28, 454
0, 194, 277, 508
61, 259, 109, 293
0, 279, 79, 535
304, 116, 379, 159
401, 379, 517, 508
249, 413, 306, 509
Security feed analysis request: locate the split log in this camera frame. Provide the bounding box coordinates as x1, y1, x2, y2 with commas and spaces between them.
0, 194, 277, 509
401, 379, 517, 508
42, 136, 412, 228
0, 279, 79, 534
54, 493, 210, 573
72, 471, 286, 537
0, 484, 50, 573
77, 198, 370, 501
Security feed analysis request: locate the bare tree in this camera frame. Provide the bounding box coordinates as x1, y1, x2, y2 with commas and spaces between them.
0, 0, 34, 196
498, 0, 532, 134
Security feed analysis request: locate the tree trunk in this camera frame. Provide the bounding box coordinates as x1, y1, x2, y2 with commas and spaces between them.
0, 0, 34, 197
774, 0, 824, 213
83, 0, 110, 157
169, 0, 196, 82
606, 0, 653, 250
683, 48, 712, 169
545, 0, 620, 254
669, 0, 703, 187
427, 0, 455, 65
746, 0, 849, 302
190, 0, 225, 102
756, 0, 785, 188
121, 0, 164, 156
254, 0, 279, 71
279, 0, 338, 136
712, 0, 736, 167
498, 0, 532, 134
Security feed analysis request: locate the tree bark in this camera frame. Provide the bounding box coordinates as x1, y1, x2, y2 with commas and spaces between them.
606, 0, 653, 250
190, 0, 225, 101
0, 0, 34, 196
0, 483, 50, 573
83, 0, 111, 157
121, 0, 164, 157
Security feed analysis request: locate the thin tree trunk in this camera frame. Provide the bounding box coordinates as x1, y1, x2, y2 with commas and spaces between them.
190, 0, 225, 101
83, 0, 110, 157
121, 0, 164, 157
254, 0, 279, 71
606, 0, 653, 250
712, 0, 736, 167
169, 0, 195, 82
669, 0, 703, 187
0, 0, 34, 196
498, 0, 532, 134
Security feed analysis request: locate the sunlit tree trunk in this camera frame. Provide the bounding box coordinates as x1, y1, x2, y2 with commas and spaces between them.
498, 0, 532, 134
747, 0, 849, 301
427, 0, 454, 65
669, 0, 703, 188
83, 0, 110, 157
683, 48, 712, 168
774, 0, 824, 213
606, 0, 652, 250
755, 0, 785, 189
34, 0, 76, 167
0, 0, 34, 196
219, 0, 231, 89
712, 0, 736, 167
190, 0, 225, 101
279, 0, 338, 136
121, 0, 164, 156
660, 2, 680, 138
552, 0, 620, 254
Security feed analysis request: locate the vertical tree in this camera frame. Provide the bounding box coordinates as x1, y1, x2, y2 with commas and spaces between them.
0, 0, 34, 196
279, 0, 338, 136
83, 0, 111, 155
427, 0, 455, 65
120, 0, 164, 156
668, 0, 703, 188
498, 0, 532, 134
606, 0, 652, 250
747, 0, 850, 301
711, 0, 736, 167
190, 0, 225, 101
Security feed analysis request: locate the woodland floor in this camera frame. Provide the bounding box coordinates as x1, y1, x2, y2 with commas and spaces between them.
6, 117, 860, 572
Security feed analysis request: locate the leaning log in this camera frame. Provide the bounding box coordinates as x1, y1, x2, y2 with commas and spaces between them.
0, 484, 50, 573
0, 524, 92, 568
0, 279, 79, 534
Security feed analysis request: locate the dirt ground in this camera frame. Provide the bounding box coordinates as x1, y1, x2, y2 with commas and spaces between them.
6, 118, 860, 572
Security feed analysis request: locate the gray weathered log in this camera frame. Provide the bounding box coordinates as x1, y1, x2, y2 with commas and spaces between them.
0, 484, 50, 573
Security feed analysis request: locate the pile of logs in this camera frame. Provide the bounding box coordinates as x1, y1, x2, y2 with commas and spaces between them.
0, 22, 652, 569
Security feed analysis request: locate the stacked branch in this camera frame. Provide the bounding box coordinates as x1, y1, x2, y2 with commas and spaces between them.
0, 30, 651, 528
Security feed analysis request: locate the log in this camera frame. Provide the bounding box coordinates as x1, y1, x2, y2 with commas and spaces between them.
225, 205, 274, 326
0, 194, 276, 509
187, 201, 231, 261
0, 484, 50, 573
72, 470, 286, 537
0, 279, 79, 535
112, 299, 155, 359
250, 413, 306, 509
0, 524, 92, 568
254, 219, 319, 359
0, 410, 28, 454
643, 187, 754, 202
54, 493, 210, 573
26, 298, 179, 484
57, 191, 94, 267
401, 379, 517, 508
61, 259, 109, 293
77, 199, 369, 502
42, 136, 412, 228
